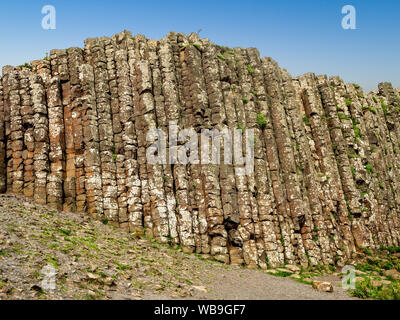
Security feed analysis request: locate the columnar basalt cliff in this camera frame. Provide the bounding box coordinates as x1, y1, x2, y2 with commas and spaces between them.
1, 30, 400, 269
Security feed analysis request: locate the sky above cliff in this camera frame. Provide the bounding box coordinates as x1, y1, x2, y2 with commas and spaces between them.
0, 0, 399, 91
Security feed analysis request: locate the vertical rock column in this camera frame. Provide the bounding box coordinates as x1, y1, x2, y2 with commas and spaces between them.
79, 63, 104, 219
201, 39, 232, 257
315, 76, 357, 260
363, 90, 398, 246
68, 48, 87, 213
0, 76, 6, 193
377, 83, 400, 245
173, 33, 199, 253
30, 74, 49, 205
328, 77, 380, 249
106, 35, 129, 230
161, 34, 191, 250
214, 46, 248, 265
230, 47, 261, 268
291, 77, 331, 265
379, 83, 400, 151
8, 70, 24, 194
2, 67, 13, 192
261, 58, 298, 265
297, 73, 351, 264
245, 49, 272, 269
31, 60, 52, 201
151, 38, 180, 246
121, 36, 143, 233
250, 49, 310, 268
19, 69, 35, 199
181, 37, 218, 256
51, 49, 76, 211
273, 67, 313, 266
157, 37, 181, 244
258, 58, 290, 266
216, 46, 256, 266
180, 39, 220, 258
344, 82, 388, 248
145, 39, 172, 244
128, 35, 153, 236
19, 69, 33, 198
158, 34, 196, 251
246, 51, 283, 267
85, 38, 119, 225
46, 76, 65, 210
107, 36, 128, 230
134, 40, 170, 243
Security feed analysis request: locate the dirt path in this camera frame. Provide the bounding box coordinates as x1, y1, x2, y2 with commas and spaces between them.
0, 193, 356, 300
143, 268, 357, 300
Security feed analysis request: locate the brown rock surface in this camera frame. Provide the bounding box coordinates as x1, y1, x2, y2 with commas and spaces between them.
312, 281, 334, 293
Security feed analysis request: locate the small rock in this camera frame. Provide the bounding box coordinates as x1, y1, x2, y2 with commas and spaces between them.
192, 285, 208, 293
87, 290, 96, 297
87, 273, 100, 280
153, 284, 164, 291
104, 277, 116, 286
290, 274, 301, 280
285, 264, 301, 273
312, 281, 333, 293
354, 270, 367, 276
277, 268, 293, 274
381, 280, 392, 286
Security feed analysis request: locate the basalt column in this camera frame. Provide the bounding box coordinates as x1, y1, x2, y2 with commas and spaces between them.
85, 38, 119, 226
0, 76, 6, 193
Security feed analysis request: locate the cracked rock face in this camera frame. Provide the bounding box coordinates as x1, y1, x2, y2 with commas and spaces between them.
1, 30, 400, 269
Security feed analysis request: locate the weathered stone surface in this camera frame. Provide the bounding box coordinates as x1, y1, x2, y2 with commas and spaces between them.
1, 30, 400, 268
0, 73, 6, 193
312, 281, 334, 293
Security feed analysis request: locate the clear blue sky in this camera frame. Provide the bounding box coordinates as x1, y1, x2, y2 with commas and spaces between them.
1, 0, 399, 91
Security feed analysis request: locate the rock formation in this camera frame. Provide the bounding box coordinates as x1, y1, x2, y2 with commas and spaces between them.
1, 30, 400, 269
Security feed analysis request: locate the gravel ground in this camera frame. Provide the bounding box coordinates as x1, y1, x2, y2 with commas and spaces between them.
0, 193, 357, 300
144, 269, 358, 300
